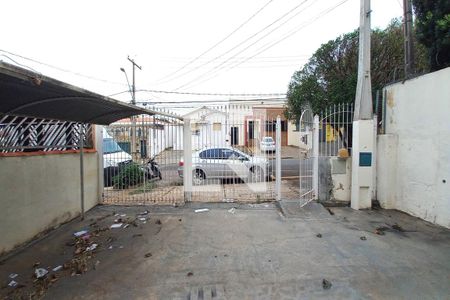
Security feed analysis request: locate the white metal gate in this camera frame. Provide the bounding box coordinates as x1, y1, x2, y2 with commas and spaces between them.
296, 103, 354, 206
102, 109, 281, 205
298, 109, 316, 206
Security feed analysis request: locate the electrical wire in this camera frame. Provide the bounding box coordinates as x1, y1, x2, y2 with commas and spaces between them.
180, 0, 349, 90
174, 0, 314, 90
154, 0, 275, 84
0, 54, 41, 74
0, 49, 127, 87
155, 0, 311, 87
136, 97, 287, 105
108, 89, 286, 97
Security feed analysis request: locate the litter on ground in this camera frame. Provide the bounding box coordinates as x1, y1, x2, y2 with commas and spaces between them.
228, 208, 236, 214
194, 208, 209, 213
8, 280, 18, 287
110, 223, 123, 229
52, 265, 63, 272
85, 243, 98, 251
322, 279, 332, 289
8, 273, 18, 279
73, 230, 88, 237
35, 268, 49, 279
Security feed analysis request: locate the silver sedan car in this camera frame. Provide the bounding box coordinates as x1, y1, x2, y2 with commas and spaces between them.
178, 147, 271, 185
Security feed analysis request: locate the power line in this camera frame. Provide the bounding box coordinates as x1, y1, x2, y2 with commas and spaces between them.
156, 0, 311, 87
0, 49, 127, 87
158, 55, 310, 62
181, 0, 349, 90
0, 54, 42, 74
136, 97, 287, 105
154, 0, 275, 84
108, 89, 286, 97
174, 0, 314, 90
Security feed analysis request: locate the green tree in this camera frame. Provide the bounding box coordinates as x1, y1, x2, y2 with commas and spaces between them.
412, 0, 450, 71
286, 19, 428, 120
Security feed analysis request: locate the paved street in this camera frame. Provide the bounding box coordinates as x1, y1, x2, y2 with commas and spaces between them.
1, 204, 449, 299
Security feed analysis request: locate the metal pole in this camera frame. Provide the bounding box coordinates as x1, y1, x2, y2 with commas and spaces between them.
79, 124, 85, 220
313, 115, 319, 200
275, 116, 281, 201
183, 118, 192, 202
127, 57, 142, 161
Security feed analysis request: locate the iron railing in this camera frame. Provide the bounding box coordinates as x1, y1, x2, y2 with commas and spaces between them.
0, 115, 93, 153
319, 103, 354, 157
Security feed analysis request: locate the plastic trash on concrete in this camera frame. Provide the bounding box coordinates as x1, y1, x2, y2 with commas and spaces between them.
35, 268, 48, 279
85, 243, 98, 251
194, 208, 209, 213
52, 265, 63, 272
73, 230, 88, 237
110, 223, 123, 229
8, 280, 18, 287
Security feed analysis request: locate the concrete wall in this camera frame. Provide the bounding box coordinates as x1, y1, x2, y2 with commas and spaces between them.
378, 67, 450, 228
331, 157, 352, 202
288, 121, 300, 147
0, 151, 100, 254
318, 157, 352, 203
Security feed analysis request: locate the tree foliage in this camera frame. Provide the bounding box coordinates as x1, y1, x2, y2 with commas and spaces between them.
412, 0, 450, 71
286, 19, 428, 120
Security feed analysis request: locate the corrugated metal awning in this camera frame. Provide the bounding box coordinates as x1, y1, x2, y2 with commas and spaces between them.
0, 61, 180, 125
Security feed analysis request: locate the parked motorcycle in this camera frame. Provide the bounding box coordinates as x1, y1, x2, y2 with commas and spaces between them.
145, 158, 162, 180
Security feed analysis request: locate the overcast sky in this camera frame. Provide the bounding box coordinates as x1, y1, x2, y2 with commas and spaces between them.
1, 0, 402, 110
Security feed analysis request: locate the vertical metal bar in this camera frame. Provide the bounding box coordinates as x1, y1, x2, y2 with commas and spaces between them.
96, 125, 104, 203
313, 115, 319, 200
183, 118, 192, 202
79, 124, 85, 220
275, 116, 281, 201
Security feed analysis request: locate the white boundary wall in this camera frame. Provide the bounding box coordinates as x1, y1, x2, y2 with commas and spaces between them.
377, 67, 450, 228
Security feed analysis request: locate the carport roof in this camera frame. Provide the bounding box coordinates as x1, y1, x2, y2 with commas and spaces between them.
0, 61, 180, 125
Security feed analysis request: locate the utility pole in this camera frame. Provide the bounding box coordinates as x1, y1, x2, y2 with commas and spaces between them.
351, 0, 374, 210
127, 56, 142, 161
403, 0, 415, 78
354, 0, 372, 121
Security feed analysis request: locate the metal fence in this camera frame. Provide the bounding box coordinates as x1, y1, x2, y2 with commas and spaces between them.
319, 103, 354, 156
0, 115, 93, 153
102, 112, 281, 205
102, 114, 184, 205
186, 117, 278, 203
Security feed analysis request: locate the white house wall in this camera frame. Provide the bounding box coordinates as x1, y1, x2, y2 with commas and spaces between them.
378, 67, 450, 228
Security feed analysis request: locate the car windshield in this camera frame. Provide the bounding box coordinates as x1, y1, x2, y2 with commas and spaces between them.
263, 137, 274, 142
103, 138, 123, 154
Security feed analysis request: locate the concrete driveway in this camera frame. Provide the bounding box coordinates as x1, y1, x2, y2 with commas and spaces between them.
1, 203, 449, 299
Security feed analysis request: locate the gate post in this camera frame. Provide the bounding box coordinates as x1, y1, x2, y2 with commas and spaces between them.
275, 116, 281, 201
183, 118, 192, 202
313, 115, 319, 200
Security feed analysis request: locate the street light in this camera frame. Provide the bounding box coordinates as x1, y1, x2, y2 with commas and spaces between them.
120, 67, 132, 102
